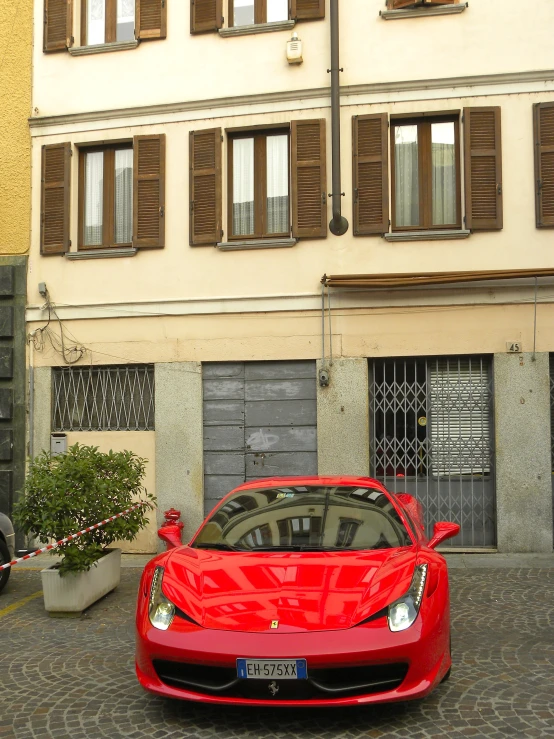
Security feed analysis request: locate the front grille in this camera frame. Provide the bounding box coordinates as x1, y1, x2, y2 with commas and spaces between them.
153, 660, 408, 700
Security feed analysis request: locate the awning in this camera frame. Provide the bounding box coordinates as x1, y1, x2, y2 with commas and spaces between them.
321, 268, 554, 290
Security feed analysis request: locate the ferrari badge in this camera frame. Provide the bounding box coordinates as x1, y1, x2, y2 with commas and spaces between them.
270, 620, 279, 629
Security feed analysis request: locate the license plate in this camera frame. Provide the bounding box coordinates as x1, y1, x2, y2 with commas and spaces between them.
237, 659, 308, 680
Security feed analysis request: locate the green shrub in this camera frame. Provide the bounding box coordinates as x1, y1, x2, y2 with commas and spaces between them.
15, 444, 154, 576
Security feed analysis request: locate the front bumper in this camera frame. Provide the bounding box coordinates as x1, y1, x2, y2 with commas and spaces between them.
136, 603, 450, 706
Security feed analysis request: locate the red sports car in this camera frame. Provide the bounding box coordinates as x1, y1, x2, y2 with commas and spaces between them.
136, 476, 459, 707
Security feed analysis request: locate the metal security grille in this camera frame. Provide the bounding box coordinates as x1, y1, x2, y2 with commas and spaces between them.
370, 356, 495, 548
53, 365, 155, 431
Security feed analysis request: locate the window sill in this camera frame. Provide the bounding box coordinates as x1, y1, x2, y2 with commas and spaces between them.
66, 248, 138, 260
380, 3, 467, 20
68, 40, 139, 56
219, 20, 295, 38
217, 238, 297, 251
384, 230, 470, 242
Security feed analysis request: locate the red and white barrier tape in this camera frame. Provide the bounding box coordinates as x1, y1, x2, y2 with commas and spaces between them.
0, 502, 149, 572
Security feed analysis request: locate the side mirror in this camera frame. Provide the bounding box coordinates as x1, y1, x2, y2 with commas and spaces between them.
428, 522, 460, 549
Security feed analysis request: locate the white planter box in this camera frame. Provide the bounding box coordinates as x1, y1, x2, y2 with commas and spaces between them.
41, 548, 121, 614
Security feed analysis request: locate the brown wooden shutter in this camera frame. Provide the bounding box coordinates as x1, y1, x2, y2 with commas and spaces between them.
136, 0, 167, 40
291, 0, 325, 20
291, 120, 327, 239
190, 0, 223, 33
534, 102, 554, 228
43, 0, 72, 53
133, 135, 166, 248
41, 143, 71, 256
189, 128, 222, 246
463, 107, 503, 230
352, 114, 389, 235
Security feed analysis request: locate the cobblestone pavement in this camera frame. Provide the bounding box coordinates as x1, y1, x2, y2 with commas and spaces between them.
1, 564, 553, 739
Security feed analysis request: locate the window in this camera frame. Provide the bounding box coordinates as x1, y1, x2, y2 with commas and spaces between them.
40, 135, 165, 256
43, 0, 166, 53
190, 0, 325, 34
82, 0, 135, 45
391, 116, 461, 231
335, 519, 362, 548
352, 107, 502, 236
238, 523, 273, 549
52, 365, 155, 431
192, 486, 413, 551
277, 516, 322, 546
229, 130, 290, 239
230, 0, 287, 26
79, 143, 134, 248
189, 120, 326, 246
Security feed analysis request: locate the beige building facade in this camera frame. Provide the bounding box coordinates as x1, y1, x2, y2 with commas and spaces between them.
28, 0, 554, 552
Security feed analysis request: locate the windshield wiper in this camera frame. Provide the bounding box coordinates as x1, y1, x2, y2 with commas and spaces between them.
246, 545, 345, 552
193, 543, 245, 551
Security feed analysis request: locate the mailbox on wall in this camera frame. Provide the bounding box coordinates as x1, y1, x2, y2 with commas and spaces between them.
50, 433, 67, 456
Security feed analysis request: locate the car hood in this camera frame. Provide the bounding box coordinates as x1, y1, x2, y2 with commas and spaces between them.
161, 546, 417, 632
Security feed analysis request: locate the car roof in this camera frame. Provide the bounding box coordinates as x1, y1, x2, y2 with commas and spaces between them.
231, 476, 389, 492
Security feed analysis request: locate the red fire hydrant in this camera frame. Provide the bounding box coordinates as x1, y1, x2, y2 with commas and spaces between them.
158, 508, 184, 550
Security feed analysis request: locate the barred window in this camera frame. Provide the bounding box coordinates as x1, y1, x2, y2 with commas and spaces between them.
53, 365, 155, 431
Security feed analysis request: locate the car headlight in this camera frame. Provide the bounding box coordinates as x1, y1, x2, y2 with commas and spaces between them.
387, 564, 428, 632
149, 566, 175, 631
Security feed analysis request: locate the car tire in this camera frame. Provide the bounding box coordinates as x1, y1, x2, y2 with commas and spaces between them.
0, 538, 11, 594
441, 635, 452, 683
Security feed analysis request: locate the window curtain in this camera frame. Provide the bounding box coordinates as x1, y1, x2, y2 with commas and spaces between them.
84, 152, 104, 246
234, 0, 255, 26
394, 126, 419, 227
432, 139, 456, 225
87, 0, 106, 45
117, 0, 135, 42
267, 0, 288, 22
266, 134, 289, 234
115, 149, 133, 244
233, 138, 255, 236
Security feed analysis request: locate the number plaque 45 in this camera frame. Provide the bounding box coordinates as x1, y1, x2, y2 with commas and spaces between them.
506, 341, 522, 353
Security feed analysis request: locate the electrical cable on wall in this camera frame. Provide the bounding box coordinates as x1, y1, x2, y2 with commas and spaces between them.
29, 288, 88, 365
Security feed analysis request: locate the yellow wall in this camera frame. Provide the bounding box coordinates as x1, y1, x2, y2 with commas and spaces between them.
65, 432, 158, 553
0, 0, 32, 255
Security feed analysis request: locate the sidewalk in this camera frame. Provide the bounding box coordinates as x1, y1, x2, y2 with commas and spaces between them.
13, 550, 554, 571
14, 552, 155, 570
444, 552, 554, 568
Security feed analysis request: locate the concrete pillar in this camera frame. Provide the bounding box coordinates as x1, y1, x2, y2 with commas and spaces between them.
317, 358, 369, 476
494, 352, 553, 552
155, 362, 204, 545
32, 366, 52, 457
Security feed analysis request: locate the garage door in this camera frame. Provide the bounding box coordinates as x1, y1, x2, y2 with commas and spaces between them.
203, 361, 317, 514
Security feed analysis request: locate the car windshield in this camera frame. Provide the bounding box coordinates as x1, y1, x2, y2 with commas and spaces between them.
192, 486, 413, 552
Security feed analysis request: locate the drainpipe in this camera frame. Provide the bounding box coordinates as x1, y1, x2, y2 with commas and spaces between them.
328, 0, 348, 236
